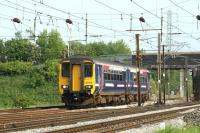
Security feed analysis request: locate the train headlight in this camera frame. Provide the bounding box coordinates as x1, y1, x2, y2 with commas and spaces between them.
62, 85, 69, 89
85, 85, 93, 89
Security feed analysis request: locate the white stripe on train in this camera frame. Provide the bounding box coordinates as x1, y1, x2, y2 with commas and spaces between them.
105, 83, 114, 87
117, 84, 124, 87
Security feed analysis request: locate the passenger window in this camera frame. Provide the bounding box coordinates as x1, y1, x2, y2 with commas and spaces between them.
104, 73, 108, 80
117, 75, 120, 81
107, 73, 111, 80
110, 74, 113, 80
84, 63, 93, 77
140, 77, 146, 83
62, 63, 70, 77
119, 75, 123, 81
114, 74, 117, 80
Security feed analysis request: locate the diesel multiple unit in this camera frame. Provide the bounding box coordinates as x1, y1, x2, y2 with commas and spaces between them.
59, 55, 150, 107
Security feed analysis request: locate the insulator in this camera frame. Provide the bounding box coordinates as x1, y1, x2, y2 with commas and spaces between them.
66, 19, 73, 24
12, 18, 21, 23
139, 17, 145, 23
196, 15, 200, 20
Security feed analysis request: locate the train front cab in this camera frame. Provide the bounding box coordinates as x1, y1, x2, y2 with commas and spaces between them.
59, 58, 96, 106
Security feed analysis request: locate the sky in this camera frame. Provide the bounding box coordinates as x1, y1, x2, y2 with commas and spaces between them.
0, 0, 200, 53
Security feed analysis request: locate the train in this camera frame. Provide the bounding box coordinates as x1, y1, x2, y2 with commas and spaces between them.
58, 55, 150, 107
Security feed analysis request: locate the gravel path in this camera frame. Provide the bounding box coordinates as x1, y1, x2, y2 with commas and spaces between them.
10, 117, 186, 133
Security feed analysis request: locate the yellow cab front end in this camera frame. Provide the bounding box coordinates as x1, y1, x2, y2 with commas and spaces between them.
58, 56, 96, 106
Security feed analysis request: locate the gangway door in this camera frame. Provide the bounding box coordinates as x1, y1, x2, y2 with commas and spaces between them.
72, 64, 81, 92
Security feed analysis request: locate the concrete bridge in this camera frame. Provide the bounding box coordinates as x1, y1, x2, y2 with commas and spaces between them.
132, 51, 200, 69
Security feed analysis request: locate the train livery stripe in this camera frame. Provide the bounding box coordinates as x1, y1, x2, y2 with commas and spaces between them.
95, 84, 99, 87
141, 85, 147, 88
105, 83, 114, 87
133, 85, 137, 87
133, 85, 147, 88
117, 84, 124, 87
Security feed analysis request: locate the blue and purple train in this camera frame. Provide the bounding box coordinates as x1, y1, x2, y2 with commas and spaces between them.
59, 55, 150, 107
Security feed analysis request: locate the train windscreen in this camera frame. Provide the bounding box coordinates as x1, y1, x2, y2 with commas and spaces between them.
62, 63, 70, 77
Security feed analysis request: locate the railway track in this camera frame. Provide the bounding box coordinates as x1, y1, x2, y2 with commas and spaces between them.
49, 106, 196, 133
0, 102, 199, 132
0, 105, 65, 113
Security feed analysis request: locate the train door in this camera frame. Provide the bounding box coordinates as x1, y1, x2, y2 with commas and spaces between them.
72, 64, 81, 92
98, 65, 103, 92
125, 69, 131, 93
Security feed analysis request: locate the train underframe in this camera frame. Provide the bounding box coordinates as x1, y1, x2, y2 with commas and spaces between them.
62, 92, 149, 107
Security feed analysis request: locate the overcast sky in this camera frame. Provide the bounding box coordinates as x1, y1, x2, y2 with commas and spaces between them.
0, 0, 200, 53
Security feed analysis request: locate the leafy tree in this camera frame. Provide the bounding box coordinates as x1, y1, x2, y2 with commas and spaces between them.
107, 40, 131, 55
4, 32, 37, 62
70, 41, 86, 55
85, 41, 109, 57
36, 29, 66, 61
70, 40, 131, 57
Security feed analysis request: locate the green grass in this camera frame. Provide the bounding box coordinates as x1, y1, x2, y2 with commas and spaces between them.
0, 75, 62, 108
155, 126, 200, 133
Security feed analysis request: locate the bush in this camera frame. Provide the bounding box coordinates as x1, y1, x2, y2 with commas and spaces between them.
13, 94, 33, 108
0, 61, 32, 75
43, 59, 59, 83
28, 65, 46, 88
0, 75, 61, 108
27, 60, 59, 88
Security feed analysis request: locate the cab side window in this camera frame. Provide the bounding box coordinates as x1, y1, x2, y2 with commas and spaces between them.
62, 63, 70, 77
84, 63, 93, 77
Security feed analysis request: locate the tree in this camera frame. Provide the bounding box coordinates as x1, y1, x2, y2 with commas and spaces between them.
70, 41, 86, 55
36, 29, 66, 61
107, 40, 131, 55
4, 32, 37, 62
85, 41, 109, 57
70, 40, 131, 57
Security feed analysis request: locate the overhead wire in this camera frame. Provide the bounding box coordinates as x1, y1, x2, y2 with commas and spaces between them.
6, 0, 166, 44
168, 0, 196, 17
1, 0, 197, 50
94, 0, 175, 49
1, 0, 85, 39
4, 0, 65, 20
94, 0, 137, 19
130, 0, 200, 53
15, 0, 135, 41
130, 0, 197, 37
0, 3, 36, 32
28, 0, 133, 37
94, 0, 161, 34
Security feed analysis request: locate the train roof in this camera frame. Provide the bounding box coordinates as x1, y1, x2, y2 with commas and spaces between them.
62, 55, 149, 73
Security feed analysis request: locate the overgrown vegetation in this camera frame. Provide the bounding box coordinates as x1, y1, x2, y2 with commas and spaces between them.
0, 61, 32, 75
155, 126, 200, 133
0, 66, 61, 108
150, 70, 192, 97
